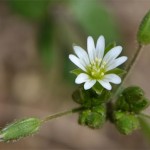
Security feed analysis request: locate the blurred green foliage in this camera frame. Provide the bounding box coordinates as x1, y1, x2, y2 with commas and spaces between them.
64, 0, 120, 82
9, 0, 50, 21
8, 0, 120, 81
38, 17, 54, 69
69, 0, 119, 42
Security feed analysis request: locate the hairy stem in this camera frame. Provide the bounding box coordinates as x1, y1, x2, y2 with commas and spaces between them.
42, 107, 83, 123
121, 44, 143, 85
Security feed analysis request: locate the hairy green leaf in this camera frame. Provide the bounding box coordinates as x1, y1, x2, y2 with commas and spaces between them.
137, 10, 150, 45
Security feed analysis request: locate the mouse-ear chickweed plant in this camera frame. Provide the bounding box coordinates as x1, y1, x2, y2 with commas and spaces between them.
0, 10, 150, 142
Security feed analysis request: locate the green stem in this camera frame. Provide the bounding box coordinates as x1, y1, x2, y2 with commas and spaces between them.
122, 44, 143, 85
42, 107, 83, 123
113, 44, 144, 100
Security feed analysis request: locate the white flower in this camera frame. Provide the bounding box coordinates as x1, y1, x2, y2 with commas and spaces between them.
69, 36, 128, 90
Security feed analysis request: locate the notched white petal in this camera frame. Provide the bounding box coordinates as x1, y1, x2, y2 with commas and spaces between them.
73, 45, 90, 66
106, 56, 128, 71
87, 36, 95, 62
103, 46, 122, 63
75, 73, 89, 84
98, 80, 112, 90
69, 54, 86, 71
96, 35, 105, 59
84, 80, 96, 90
104, 74, 121, 84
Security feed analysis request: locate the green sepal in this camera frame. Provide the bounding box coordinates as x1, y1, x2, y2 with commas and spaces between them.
92, 82, 104, 94
115, 95, 130, 111
72, 87, 93, 107
92, 106, 106, 117
78, 109, 91, 125
113, 111, 140, 135
96, 89, 112, 104
70, 69, 83, 76
105, 41, 116, 54
137, 10, 150, 45
106, 68, 126, 76
72, 87, 84, 104
130, 97, 150, 113
86, 112, 105, 129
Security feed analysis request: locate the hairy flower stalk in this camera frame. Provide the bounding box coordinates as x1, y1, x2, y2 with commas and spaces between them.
69, 36, 128, 90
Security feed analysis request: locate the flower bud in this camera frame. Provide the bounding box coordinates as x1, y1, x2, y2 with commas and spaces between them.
97, 89, 112, 103
137, 10, 150, 45
113, 111, 140, 135
120, 86, 149, 113
72, 87, 93, 107
115, 95, 130, 111
72, 87, 111, 108
78, 105, 106, 129
0, 118, 41, 142
78, 109, 91, 125
122, 86, 144, 103
130, 97, 149, 113
72, 88, 84, 104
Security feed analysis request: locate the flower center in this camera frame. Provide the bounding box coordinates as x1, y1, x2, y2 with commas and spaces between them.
87, 58, 106, 79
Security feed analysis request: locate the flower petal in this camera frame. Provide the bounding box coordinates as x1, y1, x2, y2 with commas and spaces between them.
69, 54, 86, 71
103, 74, 121, 84
96, 35, 105, 59
98, 80, 112, 90
87, 36, 95, 62
73, 46, 90, 66
84, 80, 96, 90
102, 46, 122, 64
75, 73, 89, 84
106, 56, 128, 71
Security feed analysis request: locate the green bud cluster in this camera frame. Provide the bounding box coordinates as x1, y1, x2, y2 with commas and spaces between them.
72, 87, 111, 129
114, 86, 149, 135
115, 86, 149, 113
79, 105, 106, 129
0, 118, 41, 142
73, 85, 149, 135
72, 87, 111, 108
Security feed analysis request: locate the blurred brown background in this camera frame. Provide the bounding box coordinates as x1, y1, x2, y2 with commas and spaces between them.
0, 0, 150, 150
